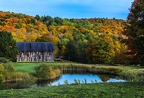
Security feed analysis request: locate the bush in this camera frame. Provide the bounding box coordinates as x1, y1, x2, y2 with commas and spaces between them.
0, 74, 3, 84
3, 72, 36, 84
54, 69, 61, 77
35, 64, 61, 80
0, 57, 9, 63
3, 62, 14, 72
0, 64, 4, 74
120, 69, 144, 82
35, 64, 52, 80
89, 66, 122, 75
49, 71, 56, 79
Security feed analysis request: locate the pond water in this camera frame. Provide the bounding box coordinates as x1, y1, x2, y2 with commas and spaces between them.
37, 73, 126, 86
1, 73, 126, 89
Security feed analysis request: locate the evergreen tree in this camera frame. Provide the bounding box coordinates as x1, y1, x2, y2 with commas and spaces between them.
124, 0, 144, 65
0, 31, 18, 61
64, 40, 77, 61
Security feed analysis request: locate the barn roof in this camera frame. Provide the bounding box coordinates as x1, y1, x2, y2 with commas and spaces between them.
16, 42, 54, 52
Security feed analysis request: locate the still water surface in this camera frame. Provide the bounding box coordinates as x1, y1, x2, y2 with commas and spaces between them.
37, 73, 126, 86
1, 73, 126, 89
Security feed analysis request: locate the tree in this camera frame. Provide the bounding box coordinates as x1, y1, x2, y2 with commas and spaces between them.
0, 31, 18, 60
124, 0, 144, 65
64, 40, 77, 61
35, 64, 52, 80
86, 35, 123, 64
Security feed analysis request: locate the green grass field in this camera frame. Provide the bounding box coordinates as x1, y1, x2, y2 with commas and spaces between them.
13, 62, 48, 73
13, 62, 144, 74
13, 62, 76, 73
0, 82, 144, 98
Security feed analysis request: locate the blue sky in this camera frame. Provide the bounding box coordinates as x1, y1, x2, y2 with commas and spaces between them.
0, 0, 134, 19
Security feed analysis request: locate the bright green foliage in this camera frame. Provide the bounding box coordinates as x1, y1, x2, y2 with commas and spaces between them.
0, 31, 18, 60
124, 0, 144, 65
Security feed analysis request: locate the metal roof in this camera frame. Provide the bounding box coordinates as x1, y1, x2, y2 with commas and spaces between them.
16, 42, 54, 52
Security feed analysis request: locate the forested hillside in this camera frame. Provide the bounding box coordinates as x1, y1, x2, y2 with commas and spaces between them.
0, 11, 127, 64
0, 11, 48, 42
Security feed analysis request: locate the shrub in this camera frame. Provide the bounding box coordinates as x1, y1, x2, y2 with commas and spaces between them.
120, 69, 144, 82
35, 64, 61, 80
3, 72, 36, 85
50, 71, 56, 79
3, 62, 14, 72
0, 64, 4, 74
0, 74, 3, 84
0, 57, 9, 63
54, 69, 61, 77
35, 64, 52, 80
88, 66, 122, 75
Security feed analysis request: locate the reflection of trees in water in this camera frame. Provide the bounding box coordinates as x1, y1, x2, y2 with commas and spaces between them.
36, 76, 60, 86
1, 73, 120, 89
98, 75, 111, 82
37, 72, 87, 86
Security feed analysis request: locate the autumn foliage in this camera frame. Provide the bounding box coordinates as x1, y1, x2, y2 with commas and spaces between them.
0, 11, 127, 64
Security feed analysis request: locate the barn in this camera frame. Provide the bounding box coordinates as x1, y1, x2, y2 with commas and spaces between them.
16, 42, 54, 62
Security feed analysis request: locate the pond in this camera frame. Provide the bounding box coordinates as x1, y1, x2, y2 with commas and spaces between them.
1, 73, 126, 90
36, 73, 126, 86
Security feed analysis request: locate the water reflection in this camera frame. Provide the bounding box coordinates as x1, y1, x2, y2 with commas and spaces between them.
37, 73, 126, 86
1, 73, 126, 89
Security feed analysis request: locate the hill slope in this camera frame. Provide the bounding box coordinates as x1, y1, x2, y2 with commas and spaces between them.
0, 11, 127, 63
0, 11, 48, 42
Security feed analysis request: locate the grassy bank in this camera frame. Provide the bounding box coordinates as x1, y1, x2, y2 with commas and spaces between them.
13, 62, 144, 82
13, 62, 79, 74
0, 82, 144, 98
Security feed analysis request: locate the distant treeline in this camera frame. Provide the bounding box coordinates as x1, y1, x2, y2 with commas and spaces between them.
0, 11, 129, 64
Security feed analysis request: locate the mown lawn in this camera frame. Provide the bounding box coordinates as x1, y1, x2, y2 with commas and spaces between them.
13, 62, 144, 74
0, 82, 144, 98
13, 62, 77, 73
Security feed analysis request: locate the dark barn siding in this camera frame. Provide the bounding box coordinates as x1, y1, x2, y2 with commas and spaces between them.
16, 42, 54, 62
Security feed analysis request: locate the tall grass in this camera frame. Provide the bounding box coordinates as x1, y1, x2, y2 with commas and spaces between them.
120, 67, 144, 82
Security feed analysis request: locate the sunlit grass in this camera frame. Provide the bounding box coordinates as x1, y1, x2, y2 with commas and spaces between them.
13, 62, 79, 73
